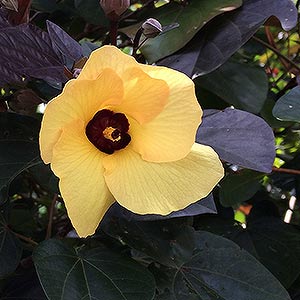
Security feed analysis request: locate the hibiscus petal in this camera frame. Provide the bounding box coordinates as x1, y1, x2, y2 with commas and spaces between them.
114, 67, 169, 124
78, 45, 138, 80
51, 119, 114, 237
103, 144, 224, 215
40, 68, 124, 163
129, 65, 202, 163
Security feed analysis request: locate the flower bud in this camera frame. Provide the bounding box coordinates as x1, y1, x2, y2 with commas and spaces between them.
142, 18, 162, 38
100, 0, 130, 20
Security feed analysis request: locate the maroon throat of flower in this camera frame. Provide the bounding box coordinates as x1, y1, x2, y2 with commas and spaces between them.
86, 109, 131, 154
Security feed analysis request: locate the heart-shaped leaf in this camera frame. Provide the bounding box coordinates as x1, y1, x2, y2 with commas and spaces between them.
33, 239, 156, 300
196, 108, 275, 173
172, 231, 291, 300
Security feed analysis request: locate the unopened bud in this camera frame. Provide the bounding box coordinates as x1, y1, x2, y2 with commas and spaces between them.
73, 68, 82, 78
142, 18, 162, 38
100, 0, 130, 20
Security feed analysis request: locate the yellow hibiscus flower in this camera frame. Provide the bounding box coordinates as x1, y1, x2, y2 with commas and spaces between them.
39, 45, 224, 237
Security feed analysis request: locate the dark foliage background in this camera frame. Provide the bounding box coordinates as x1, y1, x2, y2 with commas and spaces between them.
0, 0, 300, 299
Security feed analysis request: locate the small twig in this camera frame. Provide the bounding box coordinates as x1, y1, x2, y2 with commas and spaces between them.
13, 232, 38, 246
272, 167, 300, 175
252, 36, 300, 73
132, 28, 144, 56
109, 20, 119, 46
46, 194, 58, 240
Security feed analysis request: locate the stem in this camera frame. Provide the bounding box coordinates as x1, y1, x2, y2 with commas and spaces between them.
46, 194, 58, 240
13, 232, 38, 246
272, 167, 300, 175
252, 36, 300, 73
132, 28, 144, 57
110, 20, 119, 46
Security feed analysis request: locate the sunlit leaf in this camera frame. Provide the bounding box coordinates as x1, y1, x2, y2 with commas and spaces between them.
134, 0, 242, 63
197, 108, 275, 173
159, 0, 297, 76
273, 86, 300, 122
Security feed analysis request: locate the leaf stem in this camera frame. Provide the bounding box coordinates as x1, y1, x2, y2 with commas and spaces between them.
272, 167, 300, 175
132, 28, 144, 57
252, 36, 300, 72
13, 232, 38, 246
46, 193, 58, 240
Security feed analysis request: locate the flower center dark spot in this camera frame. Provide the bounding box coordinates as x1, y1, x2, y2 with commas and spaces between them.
86, 109, 131, 154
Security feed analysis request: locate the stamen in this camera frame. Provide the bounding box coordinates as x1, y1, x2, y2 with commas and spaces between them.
103, 126, 121, 141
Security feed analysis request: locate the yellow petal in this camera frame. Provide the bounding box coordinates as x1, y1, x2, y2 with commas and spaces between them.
51, 119, 114, 237
40, 68, 124, 163
114, 67, 169, 124
129, 65, 202, 163
103, 144, 224, 215
78, 45, 138, 80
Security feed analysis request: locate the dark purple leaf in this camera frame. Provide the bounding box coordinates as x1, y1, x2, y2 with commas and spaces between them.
0, 9, 10, 27
197, 108, 275, 173
46, 20, 83, 64
106, 194, 216, 222
0, 19, 66, 85
159, 0, 297, 77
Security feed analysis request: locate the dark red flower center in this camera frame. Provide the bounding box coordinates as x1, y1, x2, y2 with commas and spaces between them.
86, 109, 131, 154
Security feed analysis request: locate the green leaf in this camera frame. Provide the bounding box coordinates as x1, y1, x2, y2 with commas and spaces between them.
74, 0, 108, 26
33, 239, 156, 300
273, 86, 300, 122
219, 170, 264, 207
0, 113, 41, 200
31, 0, 58, 13
196, 60, 268, 113
260, 97, 293, 128
139, 0, 242, 63
0, 213, 23, 278
172, 231, 291, 300
158, 0, 297, 77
